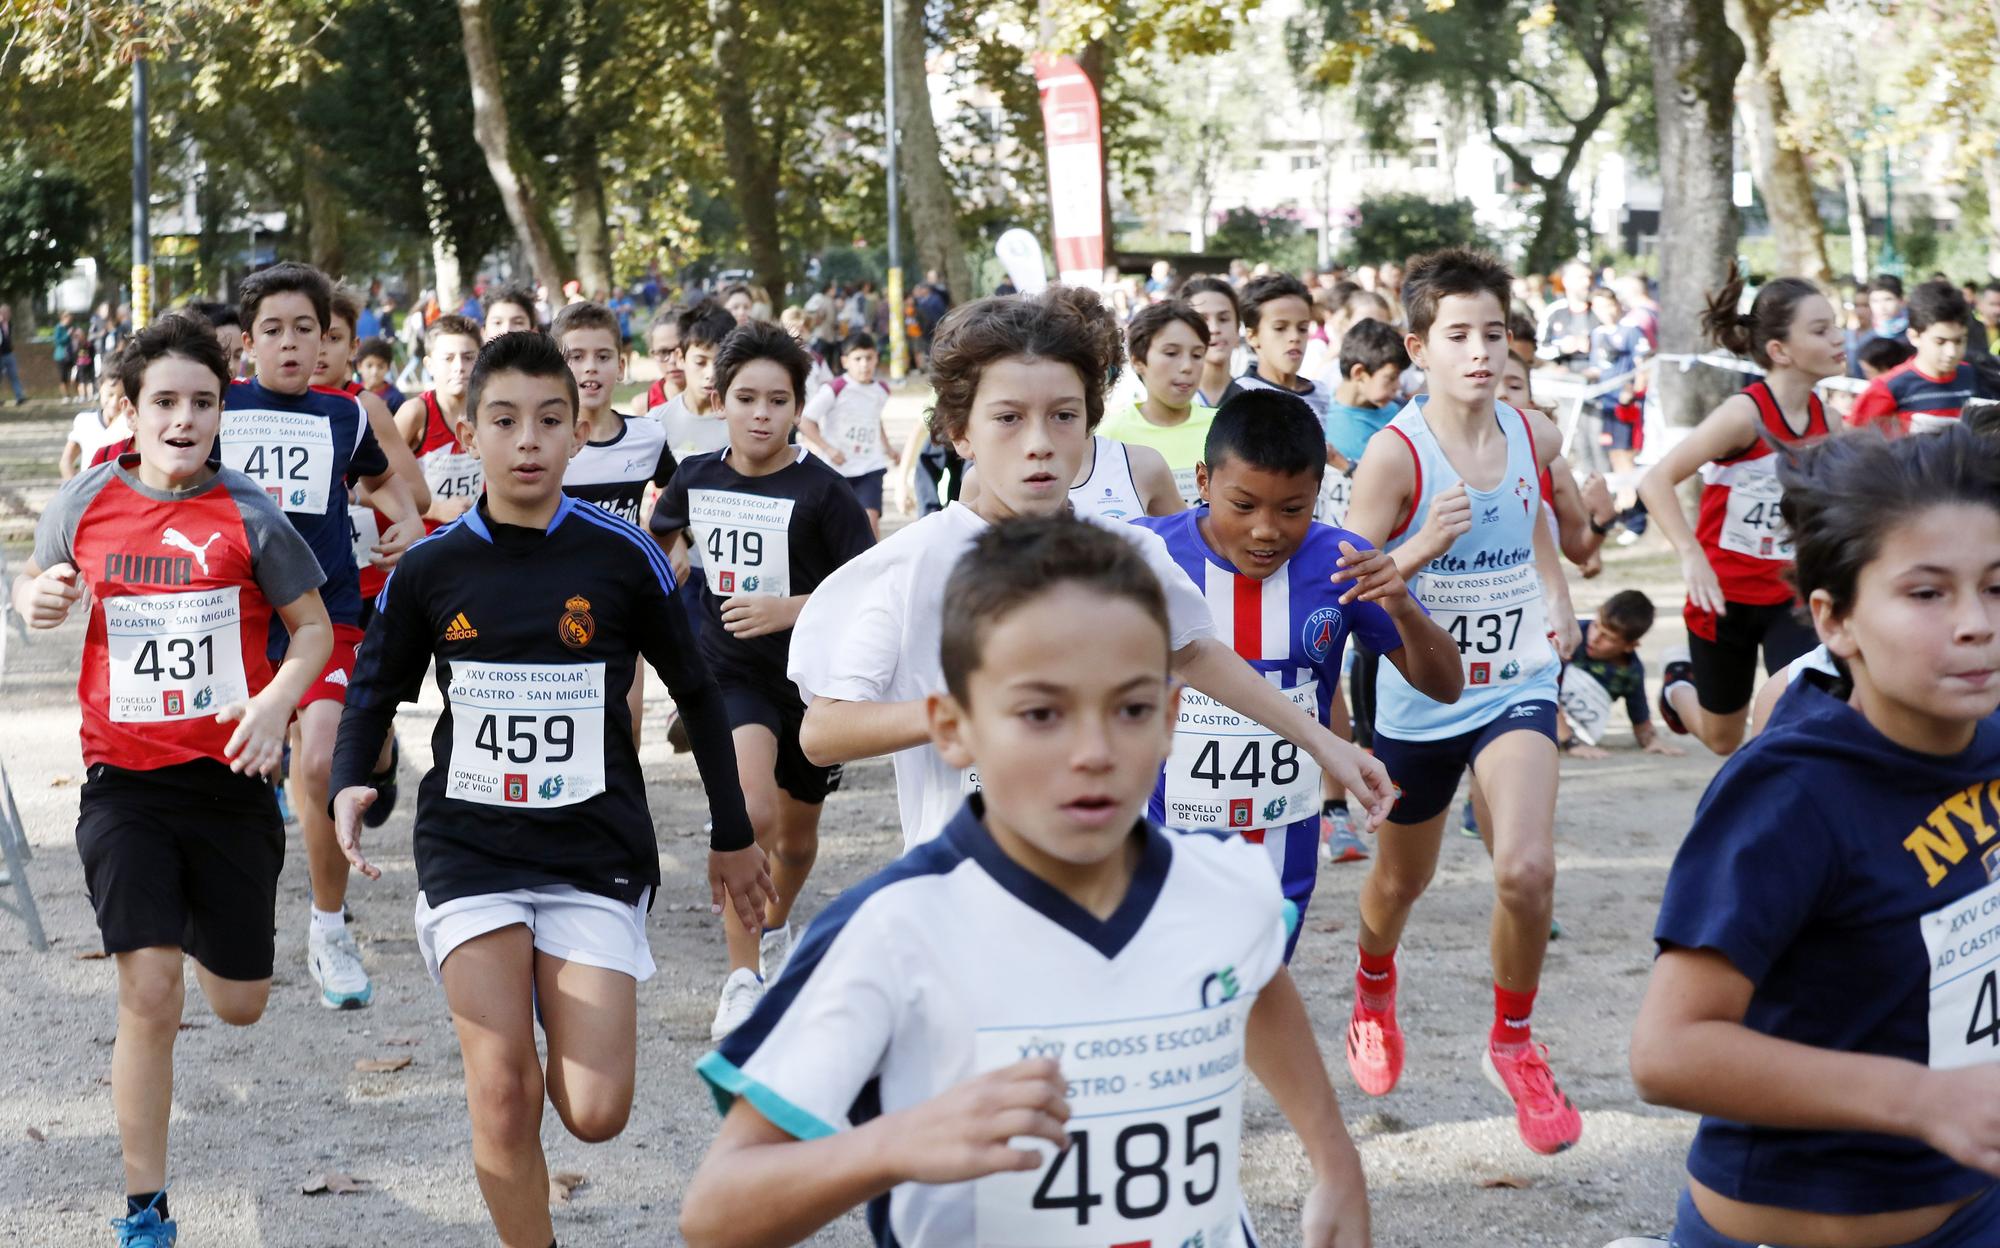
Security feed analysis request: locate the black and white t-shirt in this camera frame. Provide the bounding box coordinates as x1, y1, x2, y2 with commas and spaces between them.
563, 414, 676, 524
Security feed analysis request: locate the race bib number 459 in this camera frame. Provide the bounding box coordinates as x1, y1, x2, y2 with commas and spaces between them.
103, 587, 250, 723
221, 409, 335, 514
446, 661, 606, 808
688, 489, 795, 598
974, 999, 1251, 1248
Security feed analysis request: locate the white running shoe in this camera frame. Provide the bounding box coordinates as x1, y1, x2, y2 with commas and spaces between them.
710, 967, 764, 1041
759, 922, 795, 984
307, 920, 373, 1010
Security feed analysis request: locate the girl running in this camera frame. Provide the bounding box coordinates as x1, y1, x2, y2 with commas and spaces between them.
1096, 299, 1217, 506
1632, 422, 2000, 1248
1636, 265, 1845, 756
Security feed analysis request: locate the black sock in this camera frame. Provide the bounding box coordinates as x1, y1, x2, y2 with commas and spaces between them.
1323, 798, 1348, 817
127, 1191, 167, 1220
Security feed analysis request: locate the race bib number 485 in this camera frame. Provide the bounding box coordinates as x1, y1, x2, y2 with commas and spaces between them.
446, 661, 606, 808
688, 489, 795, 598
973, 999, 1251, 1248
222, 409, 335, 514
103, 587, 250, 722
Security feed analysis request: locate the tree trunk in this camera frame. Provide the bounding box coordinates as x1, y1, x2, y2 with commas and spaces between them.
1838, 152, 1868, 282
432, 236, 463, 321
892, 0, 971, 304
410, 105, 463, 314
1983, 154, 2000, 279
1725, 0, 1830, 286
570, 134, 613, 298
1648, 0, 1744, 431
458, 0, 566, 298
301, 150, 345, 277
708, 0, 787, 296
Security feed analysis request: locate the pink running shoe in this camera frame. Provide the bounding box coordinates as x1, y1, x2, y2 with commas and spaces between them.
1482, 1040, 1583, 1154
1345, 999, 1405, 1097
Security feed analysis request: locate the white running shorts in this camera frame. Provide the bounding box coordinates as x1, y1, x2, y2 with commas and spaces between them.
414, 884, 657, 984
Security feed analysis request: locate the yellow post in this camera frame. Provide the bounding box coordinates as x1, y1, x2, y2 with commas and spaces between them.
887, 266, 907, 381
131, 263, 152, 327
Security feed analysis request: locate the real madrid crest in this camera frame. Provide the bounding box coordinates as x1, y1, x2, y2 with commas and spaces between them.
559, 594, 595, 649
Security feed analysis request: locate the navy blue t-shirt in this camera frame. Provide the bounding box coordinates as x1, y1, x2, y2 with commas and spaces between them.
1656, 674, 2000, 1214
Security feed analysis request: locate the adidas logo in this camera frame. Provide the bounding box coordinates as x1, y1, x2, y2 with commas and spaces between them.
326, 669, 349, 687
443, 612, 479, 641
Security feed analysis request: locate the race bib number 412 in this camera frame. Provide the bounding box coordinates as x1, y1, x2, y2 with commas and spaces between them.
221, 409, 336, 515
973, 999, 1251, 1248
446, 661, 606, 808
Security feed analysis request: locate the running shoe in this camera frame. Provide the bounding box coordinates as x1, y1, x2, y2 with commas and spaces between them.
759, 921, 794, 984
363, 735, 400, 829
1482, 1040, 1584, 1154
1458, 796, 1481, 840
665, 709, 691, 754
110, 1194, 175, 1247
1658, 649, 1695, 736
710, 967, 764, 1042
307, 920, 374, 1010
1320, 807, 1369, 864
1344, 998, 1406, 1097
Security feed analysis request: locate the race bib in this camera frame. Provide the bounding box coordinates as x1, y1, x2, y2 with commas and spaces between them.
103, 587, 250, 722
422, 447, 483, 501
446, 661, 605, 808
1557, 665, 1615, 746
1923, 877, 2000, 1070
1316, 470, 1353, 527
347, 503, 379, 571
688, 489, 794, 597
1171, 466, 1202, 507
973, 999, 1251, 1248
1718, 466, 1791, 561
221, 409, 335, 514
1164, 683, 1322, 832
1423, 563, 1551, 689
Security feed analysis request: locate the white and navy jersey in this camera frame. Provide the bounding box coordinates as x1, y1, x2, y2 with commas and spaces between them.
1135, 510, 1404, 918
1377, 397, 1558, 740
1068, 435, 1148, 522
1236, 366, 1331, 425
563, 414, 676, 524
329, 497, 753, 907
650, 447, 876, 681
701, 798, 1293, 1248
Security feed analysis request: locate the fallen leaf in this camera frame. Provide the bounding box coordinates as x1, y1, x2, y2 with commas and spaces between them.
354, 1056, 413, 1074
49, 775, 75, 787
382, 1036, 422, 1047
74, 950, 109, 961
1480, 1174, 1533, 1189
548, 1171, 588, 1204
177, 1021, 204, 1032
301, 1172, 370, 1196
26, 1126, 46, 1142
1315, 920, 1343, 933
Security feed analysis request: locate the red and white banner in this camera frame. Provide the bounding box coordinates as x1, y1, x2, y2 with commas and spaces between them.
1032, 54, 1106, 287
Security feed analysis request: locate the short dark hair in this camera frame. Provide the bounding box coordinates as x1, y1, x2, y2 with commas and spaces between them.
328, 285, 363, 335
939, 515, 1170, 704
467, 330, 578, 422
1179, 276, 1240, 320
426, 314, 483, 354
1780, 423, 2000, 620
1858, 336, 1916, 375
1239, 273, 1313, 330
678, 300, 739, 352
121, 311, 232, 405
841, 330, 879, 355
1983, 280, 2000, 298
929, 286, 1122, 446
1401, 248, 1513, 339
184, 300, 240, 331
550, 300, 622, 344
238, 261, 333, 334
713, 319, 812, 403
484, 284, 538, 326
1127, 299, 1209, 364
1204, 389, 1326, 484
1596, 589, 1655, 640
1907, 279, 1972, 333
356, 337, 395, 366
1870, 273, 1905, 300
1338, 318, 1410, 380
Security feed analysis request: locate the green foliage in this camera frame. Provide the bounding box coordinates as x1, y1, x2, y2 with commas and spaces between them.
1209, 206, 1315, 270
0, 160, 98, 298
1341, 192, 1490, 265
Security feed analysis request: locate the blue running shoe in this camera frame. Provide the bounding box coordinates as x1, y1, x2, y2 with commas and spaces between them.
1458, 797, 1481, 840
111, 1193, 176, 1247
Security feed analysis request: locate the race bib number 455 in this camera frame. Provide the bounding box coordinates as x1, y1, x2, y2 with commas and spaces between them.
446, 661, 606, 808
1718, 466, 1791, 562
222, 409, 335, 514
688, 489, 795, 598
103, 587, 250, 722
974, 999, 1251, 1248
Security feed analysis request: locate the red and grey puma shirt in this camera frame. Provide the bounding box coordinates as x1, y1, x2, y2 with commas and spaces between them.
34, 458, 325, 770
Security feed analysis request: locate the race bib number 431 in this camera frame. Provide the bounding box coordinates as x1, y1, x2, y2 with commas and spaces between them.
973, 999, 1251, 1248
222, 409, 335, 514
103, 587, 250, 723
688, 489, 795, 598
446, 661, 606, 808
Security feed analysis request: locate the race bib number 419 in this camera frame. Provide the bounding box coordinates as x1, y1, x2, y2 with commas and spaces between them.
973, 999, 1251, 1248
446, 661, 606, 808
688, 489, 795, 598
222, 409, 335, 514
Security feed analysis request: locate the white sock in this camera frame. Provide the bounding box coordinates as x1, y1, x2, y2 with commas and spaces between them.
311, 906, 346, 934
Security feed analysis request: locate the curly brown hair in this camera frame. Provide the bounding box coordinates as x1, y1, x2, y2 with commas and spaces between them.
927, 286, 1124, 446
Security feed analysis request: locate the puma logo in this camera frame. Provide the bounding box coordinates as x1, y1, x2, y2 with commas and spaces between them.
161, 528, 222, 574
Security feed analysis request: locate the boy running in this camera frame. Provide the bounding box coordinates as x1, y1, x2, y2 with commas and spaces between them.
1340, 248, 1585, 1155
329, 331, 770, 1248
650, 321, 876, 1038
797, 331, 897, 535
13, 314, 334, 1247
1098, 300, 1217, 506
355, 337, 405, 412
1236, 274, 1334, 426
224, 262, 423, 1010
1848, 279, 1995, 435
653, 301, 737, 464
683, 516, 1372, 1248
483, 283, 539, 338
1183, 276, 1247, 407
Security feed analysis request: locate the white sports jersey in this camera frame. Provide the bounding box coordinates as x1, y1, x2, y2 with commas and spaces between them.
1068, 436, 1147, 522
802, 376, 892, 478
651, 393, 731, 462
700, 801, 1292, 1248
789, 503, 1216, 846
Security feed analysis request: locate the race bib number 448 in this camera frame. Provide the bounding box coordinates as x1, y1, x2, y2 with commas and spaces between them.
974, 999, 1252, 1248
446, 661, 606, 808
1164, 683, 1321, 832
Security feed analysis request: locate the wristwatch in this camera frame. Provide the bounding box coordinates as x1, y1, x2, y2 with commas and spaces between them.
1588, 514, 1615, 536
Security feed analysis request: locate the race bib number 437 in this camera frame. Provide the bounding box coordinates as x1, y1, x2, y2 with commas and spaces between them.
446, 661, 606, 808
973, 999, 1252, 1248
